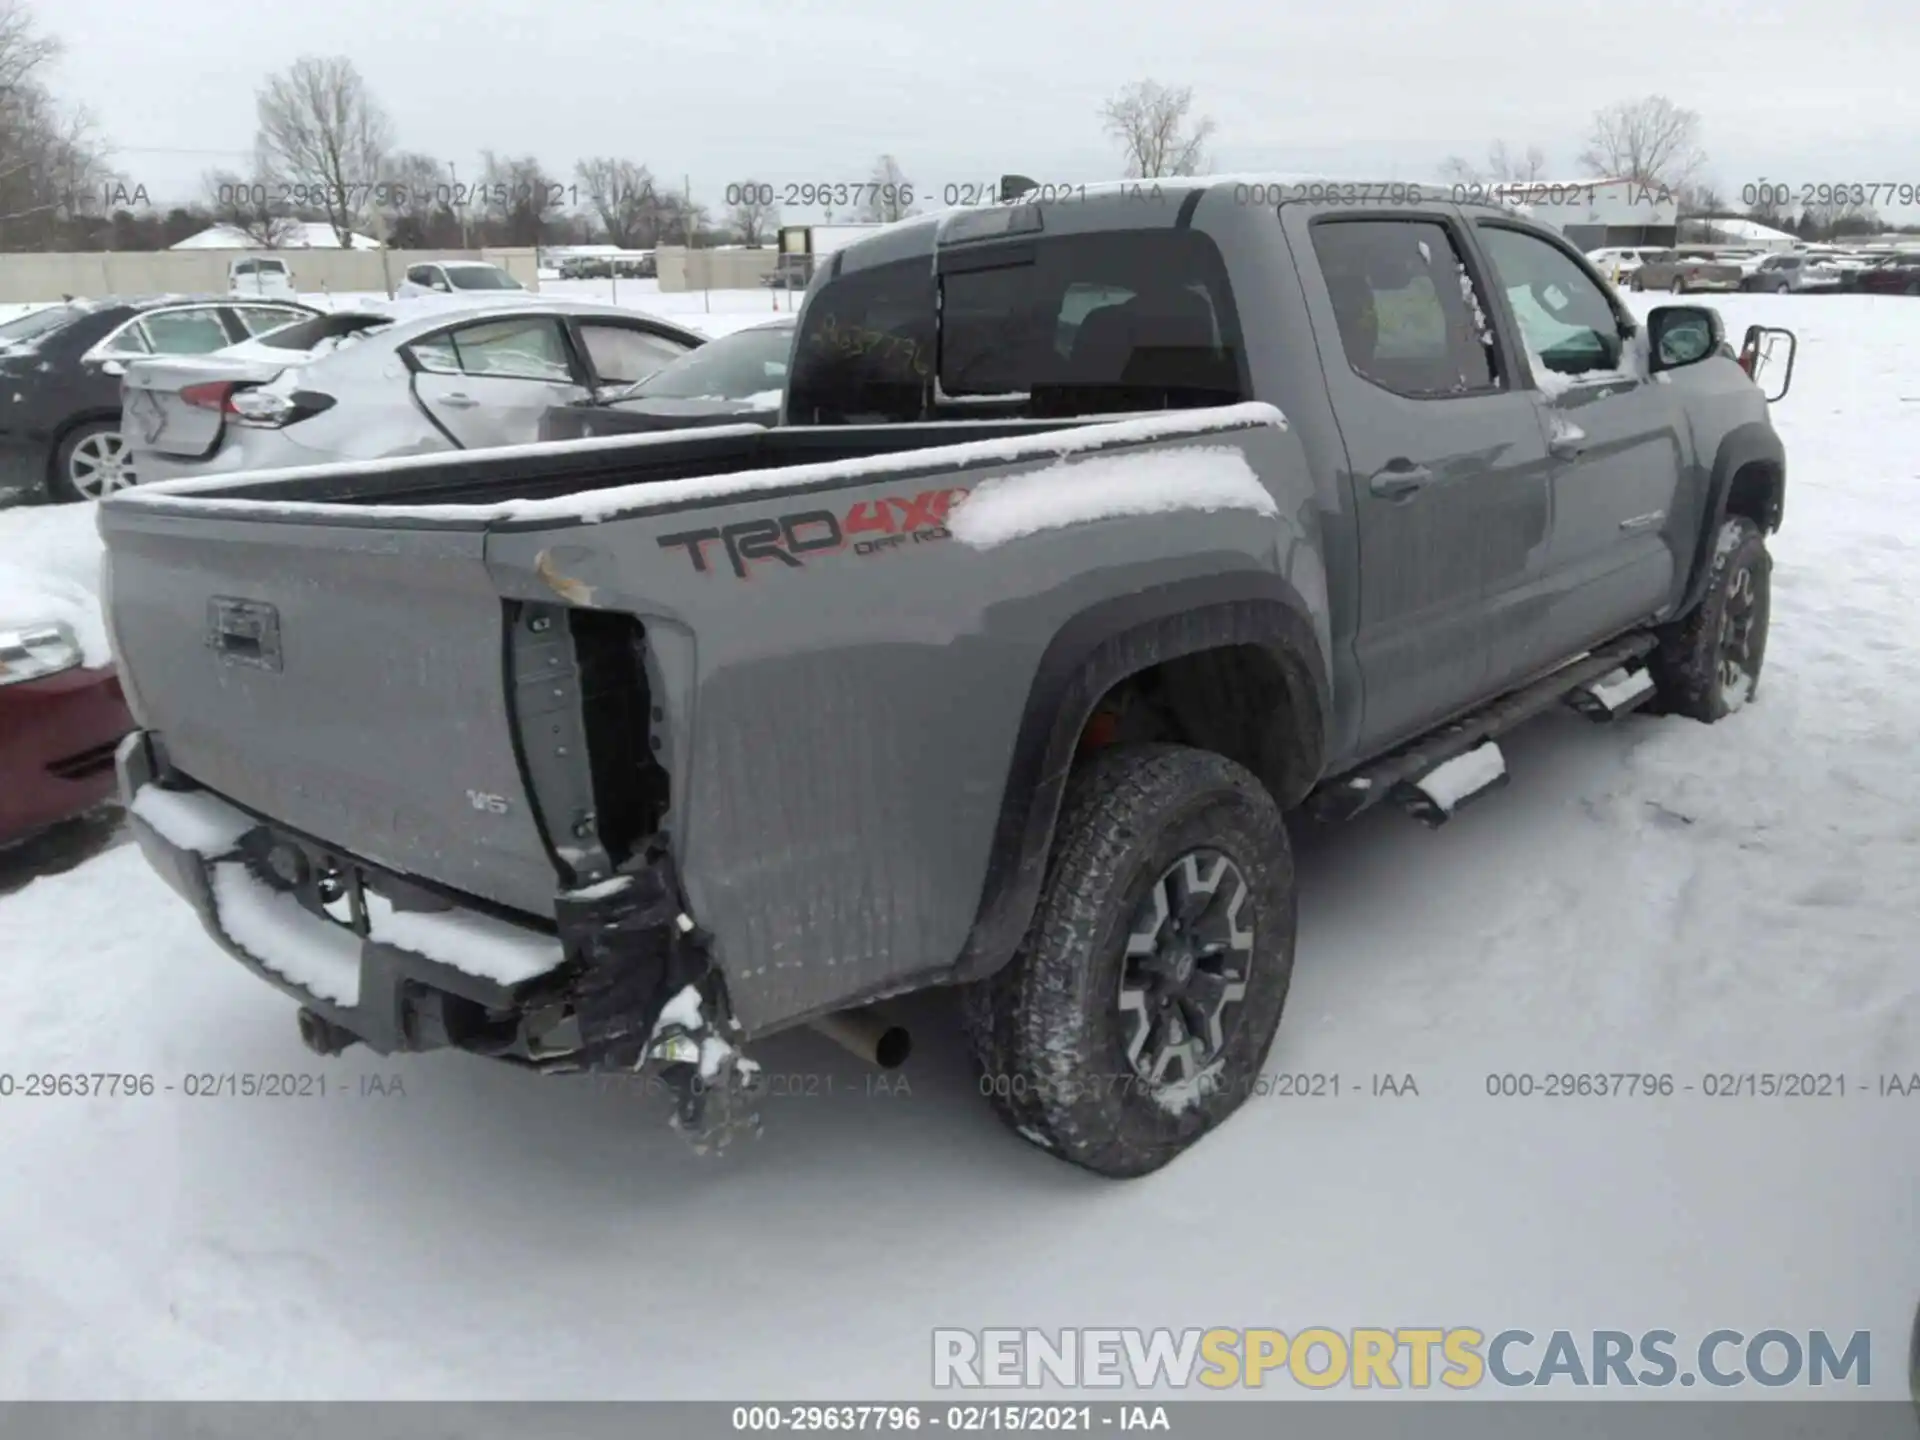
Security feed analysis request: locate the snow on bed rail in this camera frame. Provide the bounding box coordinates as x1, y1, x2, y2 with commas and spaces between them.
102, 403, 1289, 527
947, 444, 1278, 548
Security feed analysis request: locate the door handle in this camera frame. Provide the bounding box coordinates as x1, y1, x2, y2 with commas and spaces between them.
1369, 463, 1433, 500
440, 392, 478, 409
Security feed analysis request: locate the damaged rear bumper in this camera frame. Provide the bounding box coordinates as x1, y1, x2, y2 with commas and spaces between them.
116, 731, 759, 1131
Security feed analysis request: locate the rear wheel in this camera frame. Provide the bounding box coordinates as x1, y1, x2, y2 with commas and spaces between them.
1671, 274, 1688, 294
961, 744, 1297, 1178
1773, 280, 1790, 295
1630, 273, 1645, 292
1649, 516, 1772, 722
51, 421, 137, 503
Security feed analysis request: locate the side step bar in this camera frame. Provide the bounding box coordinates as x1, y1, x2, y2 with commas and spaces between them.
1308, 633, 1659, 826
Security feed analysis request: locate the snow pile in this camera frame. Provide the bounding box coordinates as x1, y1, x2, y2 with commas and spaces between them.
128, 786, 254, 858
947, 444, 1280, 549
208, 863, 362, 1007
1412, 741, 1507, 812
362, 892, 564, 988
0, 503, 110, 665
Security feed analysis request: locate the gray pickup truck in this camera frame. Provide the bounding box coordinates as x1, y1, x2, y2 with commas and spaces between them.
98, 179, 1795, 1178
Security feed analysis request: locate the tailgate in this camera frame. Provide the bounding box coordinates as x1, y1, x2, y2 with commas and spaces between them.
121, 356, 286, 461
99, 506, 562, 918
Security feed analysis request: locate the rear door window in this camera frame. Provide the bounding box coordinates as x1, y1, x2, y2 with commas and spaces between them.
934, 230, 1246, 418
409, 315, 575, 381
1307, 218, 1498, 396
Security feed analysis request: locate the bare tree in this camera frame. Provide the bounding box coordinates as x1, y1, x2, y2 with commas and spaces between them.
860, 154, 914, 223
374, 149, 459, 248
726, 178, 779, 245
201, 163, 299, 246
1675, 181, 1727, 217
1577, 96, 1705, 190
1440, 140, 1549, 184
255, 55, 393, 246
1099, 79, 1215, 178
478, 150, 562, 246
0, 0, 112, 244
576, 156, 659, 247
1802, 196, 1881, 241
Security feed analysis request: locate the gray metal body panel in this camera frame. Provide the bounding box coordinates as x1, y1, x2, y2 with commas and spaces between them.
98, 177, 1782, 1038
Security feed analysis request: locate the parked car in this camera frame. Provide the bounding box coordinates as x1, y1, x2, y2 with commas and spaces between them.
0, 620, 133, 848
102, 180, 1793, 1177
228, 256, 296, 301
121, 298, 707, 485
541, 316, 794, 440
1852, 254, 1920, 296
395, 261, 528, 299
1629, 249, 1744, 293
1741, 252, 1844, 294
1584, 246, 1665, 286
0, 294, 318, 502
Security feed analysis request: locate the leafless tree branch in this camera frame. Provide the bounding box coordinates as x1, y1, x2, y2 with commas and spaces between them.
1577, 95, 1705, 189
1100, 79, 1215, 178
256, 55, 393, 245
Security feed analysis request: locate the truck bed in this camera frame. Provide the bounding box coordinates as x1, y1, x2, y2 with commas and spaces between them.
113, 417, 1126, 520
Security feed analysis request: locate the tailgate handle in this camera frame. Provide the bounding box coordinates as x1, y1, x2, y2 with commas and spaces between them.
207, 597, 282, 671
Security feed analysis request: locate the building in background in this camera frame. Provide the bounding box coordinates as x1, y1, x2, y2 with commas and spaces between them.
1515, 179, 1679, 250
169, 222, 382, 251
1678, 217, 1798, 251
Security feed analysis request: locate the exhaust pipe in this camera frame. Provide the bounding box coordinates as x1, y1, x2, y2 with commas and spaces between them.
297, 1007, 359, 1057
807, 1005, 911, 1070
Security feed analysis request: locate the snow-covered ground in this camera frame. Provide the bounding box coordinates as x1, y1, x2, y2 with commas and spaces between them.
1, 292, 1917, 1401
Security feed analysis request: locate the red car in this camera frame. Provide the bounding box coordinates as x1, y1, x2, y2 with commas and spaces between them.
0, 621, 134, 847
1853, 256, 1920, 296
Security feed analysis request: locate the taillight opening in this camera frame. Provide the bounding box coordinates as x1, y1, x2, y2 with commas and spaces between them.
178, 381, 236, 412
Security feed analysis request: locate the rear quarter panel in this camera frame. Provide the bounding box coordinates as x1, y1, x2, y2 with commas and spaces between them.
484, 417, 1323, 1032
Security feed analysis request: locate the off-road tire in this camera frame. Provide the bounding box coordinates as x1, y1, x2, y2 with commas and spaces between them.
1649, 516, 1772, 721
960, 744, 1296, 1178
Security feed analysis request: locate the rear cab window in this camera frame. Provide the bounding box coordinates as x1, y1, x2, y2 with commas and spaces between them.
786, 227, 1248, 424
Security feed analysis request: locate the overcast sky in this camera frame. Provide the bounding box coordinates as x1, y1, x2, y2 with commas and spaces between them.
41, 0, 1920, 221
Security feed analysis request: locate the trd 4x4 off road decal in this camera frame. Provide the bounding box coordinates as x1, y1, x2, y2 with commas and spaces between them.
657, 487, 970, 579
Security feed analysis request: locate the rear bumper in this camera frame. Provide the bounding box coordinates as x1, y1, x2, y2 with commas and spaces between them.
117, 730, 725, 1068
0, 665, 134, 845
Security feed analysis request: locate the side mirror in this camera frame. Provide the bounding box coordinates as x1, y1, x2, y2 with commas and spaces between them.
1646, 305, 1724, 374
1738, 323, 1796, 403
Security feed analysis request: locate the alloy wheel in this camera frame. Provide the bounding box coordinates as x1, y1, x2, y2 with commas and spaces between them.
68, 430, 137, 499
1718, 563, 1761, 700
1117, 849, 1254, 1085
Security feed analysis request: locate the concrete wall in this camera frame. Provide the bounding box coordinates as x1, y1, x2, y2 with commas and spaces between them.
0, 247, 541, 302
654, 245, 778, 292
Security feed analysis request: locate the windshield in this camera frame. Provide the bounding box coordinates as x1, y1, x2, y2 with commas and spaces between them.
447, 266, 524, 291
0, 304, 81, 348
617, 324, 792, 401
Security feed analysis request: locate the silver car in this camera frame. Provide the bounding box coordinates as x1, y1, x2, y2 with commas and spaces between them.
1742, 252, 1843, 294
121, 298, 707, 485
